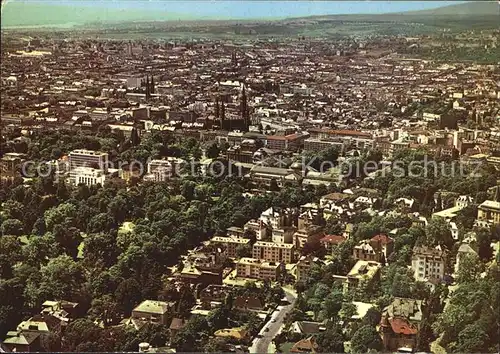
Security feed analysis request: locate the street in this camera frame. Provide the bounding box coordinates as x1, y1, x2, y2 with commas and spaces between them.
249, 289, 297, 354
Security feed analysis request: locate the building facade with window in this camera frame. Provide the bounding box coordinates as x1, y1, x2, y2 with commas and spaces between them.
252, 241, 295, 264
411, 245, 447, 282
236, 257, 281, 280
73, 166, 106, 186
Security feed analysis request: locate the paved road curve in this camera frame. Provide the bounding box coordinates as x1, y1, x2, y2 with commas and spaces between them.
249, 289, 297, 353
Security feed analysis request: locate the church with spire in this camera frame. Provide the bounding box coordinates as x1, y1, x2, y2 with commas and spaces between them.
240, 85, 250, 131
143, 74, 155, 100
213, 82, 252, 132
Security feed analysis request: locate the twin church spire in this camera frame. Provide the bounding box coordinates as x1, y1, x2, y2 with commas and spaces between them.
214, 83, 249, 131
144, 75, 155, 100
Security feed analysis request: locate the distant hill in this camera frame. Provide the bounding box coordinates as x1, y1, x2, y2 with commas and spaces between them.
285, 1, 499, 21
276, 1, 499, 33
1, 0, 498, 33
394, 1, 498, 16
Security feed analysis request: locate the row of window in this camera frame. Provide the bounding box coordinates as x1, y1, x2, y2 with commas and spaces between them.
418, 267, 442, 274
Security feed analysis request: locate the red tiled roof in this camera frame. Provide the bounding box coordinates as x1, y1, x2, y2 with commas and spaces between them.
390, 318, 418, 335
169, 318, 186, 331
370, 234, 394, 245
266, 134, 301, 141
310, 128, 371, 138
290, 337, 318, 353
320, 235, 346, 245
321, 192, 350, 201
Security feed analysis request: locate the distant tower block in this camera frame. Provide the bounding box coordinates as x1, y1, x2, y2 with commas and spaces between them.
127, 41, 133, 56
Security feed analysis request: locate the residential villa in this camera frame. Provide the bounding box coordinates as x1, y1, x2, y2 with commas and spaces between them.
379, 298, 423, 352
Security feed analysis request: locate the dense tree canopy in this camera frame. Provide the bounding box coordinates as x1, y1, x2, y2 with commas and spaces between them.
0, 148, 321, 343
433, 266, 499, 353
1, 129, 499, 352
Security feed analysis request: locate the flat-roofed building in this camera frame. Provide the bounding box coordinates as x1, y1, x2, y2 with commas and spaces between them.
432, 205, 464, 220
125, 92, 147, 102
210, 236, 251, 258
272, 227, 295, 244
304, 138, 343, 153
131, 107, 148, 120
247, 165, 299, 187
226, 226, 245, 238
477, 199, 500, 227
68, 149, 108, 183
146, 158, 185, 182
131, 300, 175, 325
236, 257, 281, 281
346, 260, 382, 291
73, 166, 106, 186
265, 132, 308, 152
252, 241, 295, 264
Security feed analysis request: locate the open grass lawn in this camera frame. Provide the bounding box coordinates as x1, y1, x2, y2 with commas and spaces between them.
77, 241, 85, 260
77, 232, 88, 260
279, 342, 295, 353
118, 221, 136, 233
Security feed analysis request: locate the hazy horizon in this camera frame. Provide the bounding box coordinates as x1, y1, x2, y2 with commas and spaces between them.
2, 1, 466, 28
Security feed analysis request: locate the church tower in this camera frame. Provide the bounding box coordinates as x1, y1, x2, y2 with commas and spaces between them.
232, 51, 237, 66
215, 97, 220, 119
240, 84, 250, 132
130, 126, 141, 146
220, 101, 226, 130
145, 76, 150, 100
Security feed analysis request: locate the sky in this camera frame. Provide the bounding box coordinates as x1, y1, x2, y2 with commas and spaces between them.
1, 1, 466, 27
38, 1, 462, 17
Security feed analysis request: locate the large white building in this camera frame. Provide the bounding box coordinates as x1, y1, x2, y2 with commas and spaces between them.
73, 166, 106, 186
243, 219, 269, 241
411, 245, 447, 282
271, 227, 295, 244
303, 138, 344, 153
145, 158, 185, 182
126, 76, 144, 89
68, 149, 108, 184
477, 199, 500, 227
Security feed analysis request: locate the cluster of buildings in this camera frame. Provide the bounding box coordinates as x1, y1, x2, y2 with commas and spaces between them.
2, 301, 81, 352
2, 34, 499, 186
1, 31, 499, 354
